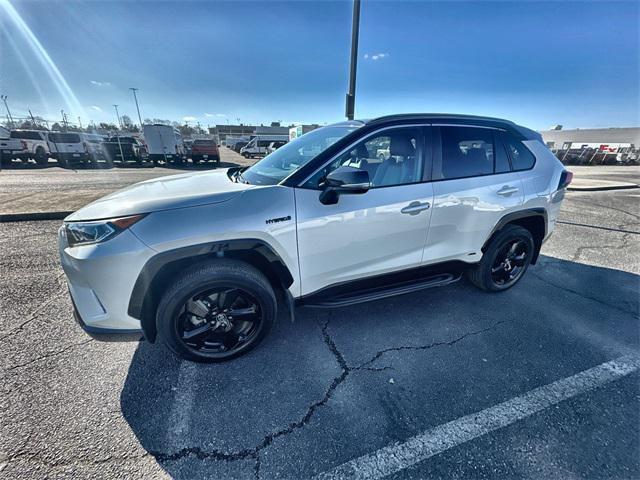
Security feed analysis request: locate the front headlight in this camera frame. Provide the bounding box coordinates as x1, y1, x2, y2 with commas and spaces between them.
64, 214, 146, 247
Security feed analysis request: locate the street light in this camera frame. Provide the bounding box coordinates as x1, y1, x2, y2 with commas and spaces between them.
129, 87, 143, 127
113, 104, 122, 128
1, 95, 15, 126
345, 0, 361, 120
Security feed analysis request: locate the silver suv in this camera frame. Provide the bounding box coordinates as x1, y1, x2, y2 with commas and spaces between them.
59, 114, 571, 362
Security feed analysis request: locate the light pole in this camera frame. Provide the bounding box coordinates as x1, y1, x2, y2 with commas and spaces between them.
345, 0, 361, 120
113, 104, 122, 128
1, 95, 15, 127
129, 87, 143, 127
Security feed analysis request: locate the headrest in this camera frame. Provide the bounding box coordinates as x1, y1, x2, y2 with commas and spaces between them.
390, 135, 415, 157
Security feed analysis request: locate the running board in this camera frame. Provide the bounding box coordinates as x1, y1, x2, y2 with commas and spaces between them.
300, 273, 462, 309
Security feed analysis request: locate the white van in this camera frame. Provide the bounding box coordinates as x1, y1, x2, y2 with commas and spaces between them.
240, 135, 288, 158
142, 124, 185, 164
47, 132, 87, 168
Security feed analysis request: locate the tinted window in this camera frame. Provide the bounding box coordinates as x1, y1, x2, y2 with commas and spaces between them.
307, 127, 422, 188
10, 131, 42, 140
504, 134, 536, 170
438, 127, 494, 180
48, 133, 81, 143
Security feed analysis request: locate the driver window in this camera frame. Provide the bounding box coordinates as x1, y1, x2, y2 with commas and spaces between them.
307, 128, 422, 188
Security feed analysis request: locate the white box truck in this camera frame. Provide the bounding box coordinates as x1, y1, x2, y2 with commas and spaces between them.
143, 124, 186, 164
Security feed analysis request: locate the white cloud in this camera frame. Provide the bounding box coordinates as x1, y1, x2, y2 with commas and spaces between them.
183, 116, 197, 122
365, 52, 389, 61
205, 113, 226, 118
90, 105, 103, 112
90, 80, 112, 87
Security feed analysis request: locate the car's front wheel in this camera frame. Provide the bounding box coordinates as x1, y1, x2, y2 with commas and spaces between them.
156, 259, 277, 362
467, 224, 534, 292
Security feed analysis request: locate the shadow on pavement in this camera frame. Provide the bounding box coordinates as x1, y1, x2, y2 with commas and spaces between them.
120, 256, 639, 478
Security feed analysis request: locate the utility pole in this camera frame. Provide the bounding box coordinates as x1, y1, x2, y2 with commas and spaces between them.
77, 116, 83, 130
1, 95, 14, 127
61, 109, 69, 130
129, 87, 143, 127
345, 0, 361, 120
28, 109, 36, 126
113, 104, 122, 129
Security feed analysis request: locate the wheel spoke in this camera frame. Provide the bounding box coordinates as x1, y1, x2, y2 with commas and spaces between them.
512, 252, 527, 266
218, 289, 240, 310
182, 322, 213, 341
222, 331, 240, 351
491, 264, 505, 274
229, 305, 258, 319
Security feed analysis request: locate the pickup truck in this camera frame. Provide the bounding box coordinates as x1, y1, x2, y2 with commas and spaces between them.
191, 139, 220, 165
102, 136, 146, 166
0, 126, 26, 165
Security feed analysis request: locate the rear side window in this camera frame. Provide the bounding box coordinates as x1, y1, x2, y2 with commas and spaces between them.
438, 127, 494, 180
48, 133, 81, 143
10, 131, 42, 140
503, 134, 535, 170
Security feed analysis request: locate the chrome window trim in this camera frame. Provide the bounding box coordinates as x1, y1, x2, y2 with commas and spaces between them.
297, 123, 430, 187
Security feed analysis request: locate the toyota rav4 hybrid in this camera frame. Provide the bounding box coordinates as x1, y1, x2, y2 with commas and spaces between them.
59, 114, 572, 362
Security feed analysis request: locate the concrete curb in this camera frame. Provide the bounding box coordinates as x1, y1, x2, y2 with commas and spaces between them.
0, 211, 73, 222
567, 184, 639, 192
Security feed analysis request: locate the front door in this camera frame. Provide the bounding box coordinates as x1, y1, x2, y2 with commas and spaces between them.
295, 126, 434, 296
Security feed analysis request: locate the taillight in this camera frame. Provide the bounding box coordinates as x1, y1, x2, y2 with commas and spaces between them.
21, 140, 27, 150
558, 170, 573, 190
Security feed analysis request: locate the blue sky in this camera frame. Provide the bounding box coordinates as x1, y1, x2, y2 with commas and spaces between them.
1, 0, 638, 130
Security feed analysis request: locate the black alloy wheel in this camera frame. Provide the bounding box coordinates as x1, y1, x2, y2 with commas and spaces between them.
490, 239, 530, 287
176, 287, 262, 356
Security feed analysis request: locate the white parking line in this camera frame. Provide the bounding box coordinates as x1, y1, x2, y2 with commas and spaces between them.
315, 354, 640, 480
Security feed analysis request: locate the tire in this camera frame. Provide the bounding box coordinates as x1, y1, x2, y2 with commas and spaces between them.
156, 259, 277, 363
467, 224, 534, 292
34, 148, 47, 166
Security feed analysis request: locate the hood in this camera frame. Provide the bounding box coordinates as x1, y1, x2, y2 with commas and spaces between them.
66, 168, 252, 221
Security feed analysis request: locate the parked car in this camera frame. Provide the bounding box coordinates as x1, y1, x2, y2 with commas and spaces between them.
240, 135, 288, 158
0, 126, 25, 165
265, 140, 287, 155
142, 124, 185, 164
59, 113, 570, 363
80, 133, 107, 164
191, 139, 220, 165
233, 141, 248, 153
46, 132, 87, 168
103, 136, 145, 166
10, 129, 50, 165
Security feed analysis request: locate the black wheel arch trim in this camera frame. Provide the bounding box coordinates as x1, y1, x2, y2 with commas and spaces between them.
127, 238, 294, 342
482, 208, 547, 264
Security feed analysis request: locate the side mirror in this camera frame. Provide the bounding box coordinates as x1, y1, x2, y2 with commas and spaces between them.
319, 166, 370, 205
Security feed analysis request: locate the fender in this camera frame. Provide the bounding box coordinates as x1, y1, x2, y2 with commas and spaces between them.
482, 208, 548, 264
128, 238, 295, 342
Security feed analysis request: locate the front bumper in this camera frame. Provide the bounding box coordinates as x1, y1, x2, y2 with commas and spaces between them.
59, 224, 155, 341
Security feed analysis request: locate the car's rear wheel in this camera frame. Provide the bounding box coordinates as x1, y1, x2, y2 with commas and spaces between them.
156, 259, 277, 362
467, 224, 534, 292
35, 147, 48, 166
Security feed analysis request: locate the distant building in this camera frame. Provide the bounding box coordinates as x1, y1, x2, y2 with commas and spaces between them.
209, 124, 257, 143
540, 127, 640, 150
289, 124, 320, 141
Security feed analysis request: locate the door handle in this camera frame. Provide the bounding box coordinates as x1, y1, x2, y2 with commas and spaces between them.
497, 186, 519, 196
401, 201, 431, 215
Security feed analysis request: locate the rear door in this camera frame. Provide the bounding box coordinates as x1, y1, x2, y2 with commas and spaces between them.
423, 125, 524, 263
295, 125, 434, 295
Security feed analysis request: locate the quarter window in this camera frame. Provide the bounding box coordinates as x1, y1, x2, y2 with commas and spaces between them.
504, 134, 536, 170
438, 127, 494, 180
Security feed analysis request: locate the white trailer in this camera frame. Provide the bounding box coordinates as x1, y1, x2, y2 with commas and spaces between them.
142, 124, 185, 164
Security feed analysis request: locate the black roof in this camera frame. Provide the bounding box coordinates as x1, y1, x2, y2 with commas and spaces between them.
363, 113, 541, 141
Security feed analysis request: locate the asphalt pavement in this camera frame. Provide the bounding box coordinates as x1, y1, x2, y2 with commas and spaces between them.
0, 174, 638, 479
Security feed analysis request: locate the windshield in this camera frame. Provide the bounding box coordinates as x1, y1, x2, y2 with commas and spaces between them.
242, 125, 359, 185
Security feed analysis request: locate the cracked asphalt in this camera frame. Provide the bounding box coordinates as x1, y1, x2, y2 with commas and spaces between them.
1, 184, 639, 479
